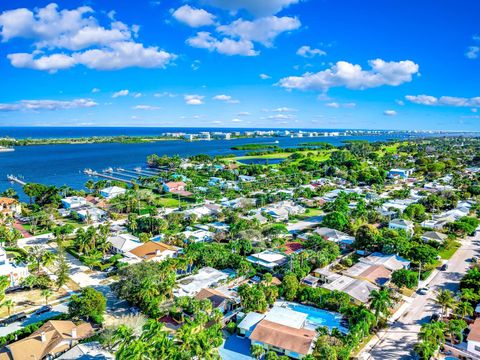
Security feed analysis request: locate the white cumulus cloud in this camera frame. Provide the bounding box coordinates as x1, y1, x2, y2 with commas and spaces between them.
296, 45, 326, 58
0, 3, 175, 71
185, 94, 204, 105
213, 94, 239, 103
0, 98, 98, 111
187, 31, 258, 56
202, 0, 300, 17
383, 110, 397, 116
217, 16, 300, 47
172, 5, 216, 27
112, 89, 129, 98
278, 59, 419, 92
405, 94, 480, 107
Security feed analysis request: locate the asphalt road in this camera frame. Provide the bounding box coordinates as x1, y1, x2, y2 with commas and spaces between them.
364, 233, 480, 359
0, 303, 68, 337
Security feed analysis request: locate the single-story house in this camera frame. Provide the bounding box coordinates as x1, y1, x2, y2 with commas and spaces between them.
322, 275, 379, 304
388, 219, 414, 236
250, 320, 316, 359
174, 267, 230, 297
57, 341, 114, 360
239, 175, 256, 182
344, 263, 392, 286
0, 320, 94, 360
314, 227, 355, 249
163, 181, 192, 197
129, 241, 179, 262
247, 250, 288, 270
100, 186, 126, 199
182, 229, 214, 243
421, 231, 448, 243
107, 234, 141, 254
195, 288, 233, 313
76, 207, 106, 223
359, 252, 410, 272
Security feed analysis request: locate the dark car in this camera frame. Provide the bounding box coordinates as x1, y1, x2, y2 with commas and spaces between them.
430, 313, 440, 321
0, 312, 27, 326
440, 263, 448, 271
34, 305, 52, 315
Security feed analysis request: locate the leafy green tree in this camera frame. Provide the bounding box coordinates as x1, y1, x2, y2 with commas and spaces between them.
282, 273, 299, 301
68, 287, 106, 324
251, 344, 265, 360
435, 290, 455, 319
391, 269, 418, 289
322, 211, 349, 231
54, 248, 70, 290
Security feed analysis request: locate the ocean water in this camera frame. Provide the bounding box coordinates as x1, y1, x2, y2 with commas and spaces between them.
0, 127, 459, 197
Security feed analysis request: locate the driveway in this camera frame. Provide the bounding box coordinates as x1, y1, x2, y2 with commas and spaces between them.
362, 233, 480, 359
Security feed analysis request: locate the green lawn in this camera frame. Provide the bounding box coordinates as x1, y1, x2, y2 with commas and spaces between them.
438, 241, 461, 260
156, 197, 183, 208
224, 149, 332, 164
297, 208, 324, 219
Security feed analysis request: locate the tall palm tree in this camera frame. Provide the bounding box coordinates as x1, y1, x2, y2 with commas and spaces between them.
369, 287, 394, 321
435, 289, 455, 319
454, 301, 474, 319
447, 319, 467, 344
419, 321, 446, 346
41, 289, 53, 305
414, 340, 436, 360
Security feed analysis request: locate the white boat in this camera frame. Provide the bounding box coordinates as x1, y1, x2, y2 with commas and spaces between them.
0, 147, 14, 152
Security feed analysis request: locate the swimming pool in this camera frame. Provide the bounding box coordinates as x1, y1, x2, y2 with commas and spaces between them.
276, 301, 349, 333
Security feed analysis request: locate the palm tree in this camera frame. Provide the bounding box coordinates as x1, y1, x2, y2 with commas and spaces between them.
41, 289, 53, 305
1, 299, 14, 316
447, 319, 467, 344
419, 321, 446, 346
414, 340, 436, 360
454, 301, 474, 319
251, 344, 265, 360
460, 288, 480, 303
369, 287, 394, 321
435, 289, 455, 319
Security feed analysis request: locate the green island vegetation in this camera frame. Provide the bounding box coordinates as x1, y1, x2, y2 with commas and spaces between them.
231, 143, 281, 150
0, 136, 480, 359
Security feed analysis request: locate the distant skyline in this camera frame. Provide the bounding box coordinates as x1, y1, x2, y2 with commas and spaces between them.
0, 0, 479, 130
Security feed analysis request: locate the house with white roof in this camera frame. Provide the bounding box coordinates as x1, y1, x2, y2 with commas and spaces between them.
359, 252, 410, 271
182, 229, 214, 243
61, 196, 87, 210
174, 267, 229, 297
314, 227, 355, 249
247, 250, 288, 269
322, 275, 379, 303
107, 234, 141, 254
76, 207, 106, 223
388, 168, 414, 179
388, 218, 414, 236
421, 231, 448, 243
100, 186, 126, 199
0, 246, 29, 287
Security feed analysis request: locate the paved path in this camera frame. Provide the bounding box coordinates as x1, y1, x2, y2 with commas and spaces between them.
361, 233, 480, 359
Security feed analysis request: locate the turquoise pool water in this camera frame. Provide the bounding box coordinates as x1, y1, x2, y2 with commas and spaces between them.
279, 302, 348, 333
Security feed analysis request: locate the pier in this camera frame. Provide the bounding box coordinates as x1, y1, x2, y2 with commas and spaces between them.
84, 169, 133, 185
117, 168, 159, 177
7, 175, 26, 186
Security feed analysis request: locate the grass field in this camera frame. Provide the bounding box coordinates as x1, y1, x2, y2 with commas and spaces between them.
225, 149, 333, 165
156, 197, 183, 208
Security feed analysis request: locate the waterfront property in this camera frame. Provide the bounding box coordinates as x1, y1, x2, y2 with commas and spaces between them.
0, 197, 21, 217
100, 186, 126, 199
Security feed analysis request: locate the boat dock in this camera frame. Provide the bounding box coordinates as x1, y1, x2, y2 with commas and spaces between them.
84, 169, 133, 184
7, 175, 26, 186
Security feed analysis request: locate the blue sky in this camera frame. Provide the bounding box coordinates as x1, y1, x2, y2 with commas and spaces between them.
0, 0, 479, 130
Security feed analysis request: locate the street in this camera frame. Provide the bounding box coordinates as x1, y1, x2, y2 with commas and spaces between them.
362, 233, 480, 359
0, 303, 68, 337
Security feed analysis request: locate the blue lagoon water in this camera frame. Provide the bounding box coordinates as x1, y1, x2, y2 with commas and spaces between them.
0, 126, 455, 196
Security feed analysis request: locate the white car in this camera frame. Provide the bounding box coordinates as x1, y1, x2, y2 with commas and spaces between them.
418, 287, 429, 295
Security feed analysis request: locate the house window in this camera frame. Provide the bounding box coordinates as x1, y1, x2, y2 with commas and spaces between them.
475, 345, 480, 352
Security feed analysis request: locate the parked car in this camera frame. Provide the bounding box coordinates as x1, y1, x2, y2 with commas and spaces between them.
472, 256, 479, 263
34, 305, 52, 315
440, 263, 448, 271
418, 287, 429, 295
430, 313, 440, 321
0, 312, 27, 326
